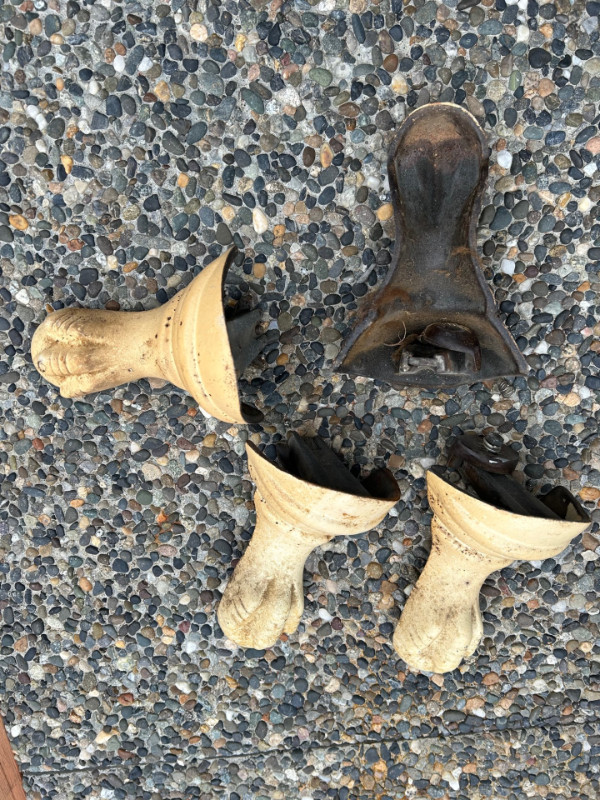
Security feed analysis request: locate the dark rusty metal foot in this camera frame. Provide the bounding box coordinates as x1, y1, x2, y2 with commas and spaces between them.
338, 102, 528, 390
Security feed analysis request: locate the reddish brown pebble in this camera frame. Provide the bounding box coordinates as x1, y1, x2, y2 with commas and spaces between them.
338, 102, 360, 118
383, 54, 399, 72
303, 146, 315, 166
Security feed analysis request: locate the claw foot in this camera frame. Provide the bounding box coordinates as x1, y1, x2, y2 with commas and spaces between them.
218, 436, 399, 649
31, 248, 266, 423
218, 552, 304, 650
392, 469, 590, 673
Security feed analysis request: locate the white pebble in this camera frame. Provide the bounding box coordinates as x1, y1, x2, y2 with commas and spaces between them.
138, 56, 153, 72
278, 87, 300, 106
496, 149, 512, 169
190, 23, 208, 42
252, 207, 269, 234
113, 55, 125, 73
501, 258, 515, 275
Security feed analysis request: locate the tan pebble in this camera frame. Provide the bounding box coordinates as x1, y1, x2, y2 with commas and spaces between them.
537, 78, 554, 97
177, 173, 189, 188
586, 136, 600, 155
203, 433, 217, 448
95, 730, 115, 744
234, 33, 246, 51
366, 562, 383, 579
29, 18, 42, 35
349, 0, 367, 11
122, 262, 138, 273
361, 775, 375, 791
582, 532, 599, 551
388, 454, 405, 470
153, 80, 170, 102
9, 214, 28, 230
253, 261, 266, 279
465, 697, 485, 712
481, 672, 500, 686
273, 224, 285, 237
392, 74, 408, 94
190, 23, 208, 41
320, 143, 333, 168
222, 206, 235, 222
580, 487, 600, 502
561, 392, 580, 407
50, 33, 64, 44
376, 203, 393, 221
78, 577, 93, 592
60, 154, 73, 174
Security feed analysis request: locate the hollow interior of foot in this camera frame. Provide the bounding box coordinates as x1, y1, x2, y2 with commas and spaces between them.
275, 433, 398, 501
224, 309, 266, 424
431, 465, 590, 524
226, 310, 265, 377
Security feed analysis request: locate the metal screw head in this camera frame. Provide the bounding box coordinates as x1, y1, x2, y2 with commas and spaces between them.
482, 432, 504, 453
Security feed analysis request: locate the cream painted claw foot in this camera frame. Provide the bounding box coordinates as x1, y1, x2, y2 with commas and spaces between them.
218, 434, 400, 649
32, 307, 156, 398
393, 470, 591, 674
217, 523, 311, 650
31, 248, 266, 424
393, 552, 487, 673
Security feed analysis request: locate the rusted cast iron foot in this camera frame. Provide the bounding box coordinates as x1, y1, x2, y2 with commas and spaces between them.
339, 102, 528, 389
31, 248, 266, 424
217, 433, 400, 649
393, 433, 590, 673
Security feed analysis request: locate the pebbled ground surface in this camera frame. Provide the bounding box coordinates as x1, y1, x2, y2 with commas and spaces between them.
0, 0, 599, 798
